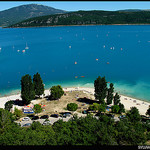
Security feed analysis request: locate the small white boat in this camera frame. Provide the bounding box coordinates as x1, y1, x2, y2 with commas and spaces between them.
25, 43, 29, 49
17, 50, 20, 52
69, 46, 71, 48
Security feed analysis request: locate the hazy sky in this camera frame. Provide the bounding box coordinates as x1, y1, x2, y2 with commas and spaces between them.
0, 1, 150, 11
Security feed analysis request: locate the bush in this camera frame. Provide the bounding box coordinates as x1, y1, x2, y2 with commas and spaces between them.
67, 103, 78, 111
33, 104, 42, 114
5, 101, 14, 111
50, 85, 64, 100
13, 107, 23, 119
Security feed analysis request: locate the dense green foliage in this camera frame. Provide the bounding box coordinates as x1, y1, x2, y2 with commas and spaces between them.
88, 103, 106, 114
146, 108, 150, 116
21, 74, 35, 105
13, 107, 23, 119
8, 10, 150, 28
94, 76, 107, 104
106, 83, 114, 105
111, 105, 120, 114
89, 103, 100, 111
50, 85, 64, 100
118, 103, 125, 114
67, 103, 78, 111
98, 104, 106, 114
113, 93, 120, 105
33, 72, 44, 97
0, 108, 149, 145
33, 104, 43, 114
126, 107, 141, 124
5, 101, 14, 111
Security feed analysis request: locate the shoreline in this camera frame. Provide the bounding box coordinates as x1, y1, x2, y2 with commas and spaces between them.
3, 23, 150, 29
0, 86, 149, 115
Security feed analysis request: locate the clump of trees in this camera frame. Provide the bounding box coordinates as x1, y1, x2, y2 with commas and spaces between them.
67, 103, 78, 111
0, 107, 149, 145
21, 72, 44, 105
94, 75, 125, 115
49, 85, 64, 100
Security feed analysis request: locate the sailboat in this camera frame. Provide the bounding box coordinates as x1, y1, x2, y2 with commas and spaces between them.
25, 43, 29, 50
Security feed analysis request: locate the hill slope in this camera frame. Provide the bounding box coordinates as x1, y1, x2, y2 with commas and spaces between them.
0, 4, 67, 26
8, 10, 150, 28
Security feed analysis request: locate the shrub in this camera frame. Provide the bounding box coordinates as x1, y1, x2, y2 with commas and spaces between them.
67, 103, 78, 111
13, 107, 23, 119
50, 85, 64, 100
5, 101, 14, 111
33, 104, 42, 114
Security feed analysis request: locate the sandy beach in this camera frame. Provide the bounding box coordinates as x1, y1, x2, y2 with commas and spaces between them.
0, 87, 149, 115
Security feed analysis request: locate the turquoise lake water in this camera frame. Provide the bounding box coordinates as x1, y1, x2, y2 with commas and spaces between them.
0, 25, 150, 101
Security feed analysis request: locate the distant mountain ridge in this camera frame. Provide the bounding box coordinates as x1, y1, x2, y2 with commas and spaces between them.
8, 10, 150, 28
0, 4, 67, 26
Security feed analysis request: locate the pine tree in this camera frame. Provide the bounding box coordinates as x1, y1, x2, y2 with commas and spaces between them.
21, 74, 35, 105
113, 93, 120, 105
106, 83, 114, 105
33, 72, 44, 97
94, 76, 107, 104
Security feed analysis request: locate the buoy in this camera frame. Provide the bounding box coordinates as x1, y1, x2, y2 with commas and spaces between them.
103, 45, 105, 48
107, 62, 109, 64
81, 76, 85, 78
121, 48, 123, 51
22, 50, 25, 52
75, 61, 77, 64
75, 76, 78, 78
96, 59, 98, 61
69, 46, 71, 48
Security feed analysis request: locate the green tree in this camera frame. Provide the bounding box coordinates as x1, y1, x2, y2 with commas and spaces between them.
94, 76, 107, 104
89, 103, 99, 111
21, 74, 35, 105
33, 72, 44, 98
0, 108, 13, 130
106, 83, 114, 105
50, 85, 64, 100
113, 93, 120, 105
111, 105, 120, 114
13, 107, 22, 119
67, 103, 78, 111
126, 107, 141, 124
98, 104, 106, 114
118, 103, 125, 114
146, 108, 150, 116
5, 101, 14, 111
33, 104, 43, 114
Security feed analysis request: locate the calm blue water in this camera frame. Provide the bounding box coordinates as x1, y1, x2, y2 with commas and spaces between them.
0, 25, 150, 101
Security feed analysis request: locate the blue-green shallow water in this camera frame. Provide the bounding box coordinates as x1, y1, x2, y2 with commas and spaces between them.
0, 25, 150, 101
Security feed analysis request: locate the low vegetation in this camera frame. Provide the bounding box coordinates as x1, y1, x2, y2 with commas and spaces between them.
67, 103, 78, 111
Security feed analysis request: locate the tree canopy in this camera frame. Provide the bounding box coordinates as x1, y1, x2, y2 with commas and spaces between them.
21, 74, 35, 105
33, 72, 44, 97
50, 85, 64, 100
94, 76, 107, 104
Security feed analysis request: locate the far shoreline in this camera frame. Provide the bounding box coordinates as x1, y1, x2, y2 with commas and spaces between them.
0, 85, 150, 104
2, 23, 150, 29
